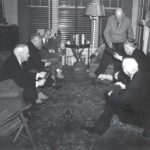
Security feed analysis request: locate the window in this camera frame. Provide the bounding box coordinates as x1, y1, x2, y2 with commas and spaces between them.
28, 0, 48, 6
58, 0, 92, 43
28, 0, 121, 44
28, 0, 49, 35
58, 0, 121, 45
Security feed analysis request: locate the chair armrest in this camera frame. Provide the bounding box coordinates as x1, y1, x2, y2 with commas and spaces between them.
22, 104, 32, 112
0, 104, 31, 127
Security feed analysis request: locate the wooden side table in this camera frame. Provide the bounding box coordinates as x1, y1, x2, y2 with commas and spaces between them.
65, 43, 90, 65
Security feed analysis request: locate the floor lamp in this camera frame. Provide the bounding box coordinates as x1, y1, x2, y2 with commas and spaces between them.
2, 0, 7, 24
85, 2, 105, 54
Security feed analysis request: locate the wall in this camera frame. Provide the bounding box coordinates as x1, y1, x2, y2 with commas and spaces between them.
0, 0, 3, 23
4, 0, 18, 25
121, 0, 133, 19
132, 0, 140, 39
18, 0, 29, 43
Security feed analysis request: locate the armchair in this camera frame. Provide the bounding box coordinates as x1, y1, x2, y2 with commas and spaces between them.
0, 79, 36, 148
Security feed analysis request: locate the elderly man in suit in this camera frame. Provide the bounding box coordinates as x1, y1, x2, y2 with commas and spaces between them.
23, 34, 51, 73
113, 39, 149, 84
82, 58, 150, 136
0, 44, 46, 115
114, 39, 148, 72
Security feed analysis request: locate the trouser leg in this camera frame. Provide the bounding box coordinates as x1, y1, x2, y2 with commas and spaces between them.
95, 52, 113, 77
113, 59, 122, 75
95, 102, 115, 134
23, 87, 37, 106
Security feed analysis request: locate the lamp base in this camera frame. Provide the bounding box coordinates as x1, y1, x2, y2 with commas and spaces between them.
2, 18, 8, 25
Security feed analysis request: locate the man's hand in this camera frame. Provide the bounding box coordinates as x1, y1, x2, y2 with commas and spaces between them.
41, 59, 51, 67
36, 78, 46, 87
45, 61, 51, 67
108, 42, 113, 49
36, 71, 47, 80
108, 90, 113, 96
115, 82, 126, 89
113, 52, 123, 61
114, 71, 120, 80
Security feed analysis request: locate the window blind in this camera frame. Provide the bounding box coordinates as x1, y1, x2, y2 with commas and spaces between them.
29, 7, 49, 35
58, 7, 91, 43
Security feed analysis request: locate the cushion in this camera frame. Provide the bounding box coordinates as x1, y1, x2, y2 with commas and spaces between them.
0, 79, 23, 93
0, 79, 24, 112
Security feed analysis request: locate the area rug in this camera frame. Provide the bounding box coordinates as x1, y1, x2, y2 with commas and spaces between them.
1, 66, 149, 150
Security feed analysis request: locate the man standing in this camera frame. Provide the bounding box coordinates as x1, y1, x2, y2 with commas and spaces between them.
94, 8, 133, 80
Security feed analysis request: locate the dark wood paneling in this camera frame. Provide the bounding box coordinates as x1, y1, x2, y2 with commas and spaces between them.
0, 0, 3, 23
18, 0, 29, 43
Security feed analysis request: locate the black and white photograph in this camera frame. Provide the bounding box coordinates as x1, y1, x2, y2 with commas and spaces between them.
0, 0, 150, 150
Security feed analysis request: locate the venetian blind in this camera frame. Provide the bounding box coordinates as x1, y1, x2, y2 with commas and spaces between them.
28, 0, 49, 35
28, 0, 121, 43
58, 0, 121, 48
58, 0, 92, 44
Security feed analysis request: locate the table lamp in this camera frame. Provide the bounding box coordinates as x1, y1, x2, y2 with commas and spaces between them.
85, 2, 105, 53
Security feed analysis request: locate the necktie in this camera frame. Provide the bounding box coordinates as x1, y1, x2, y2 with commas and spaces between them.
117, 22, 120, 28
20, 63, 23, 69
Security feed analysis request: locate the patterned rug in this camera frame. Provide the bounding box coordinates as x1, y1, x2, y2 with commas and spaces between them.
1, 66, 150, 150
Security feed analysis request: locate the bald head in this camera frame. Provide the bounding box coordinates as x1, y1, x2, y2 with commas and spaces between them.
31, 35, 42, 49
14, 44, 30, 63
122, 58, 138, 78
115, 8, 124, 22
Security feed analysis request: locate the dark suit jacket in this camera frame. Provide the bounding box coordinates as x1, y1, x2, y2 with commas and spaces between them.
116, 49, 148, 84
109, 71, 150, 113
131, 49, 148, 72
23, 41, 45, 72
0, 53, 37, 104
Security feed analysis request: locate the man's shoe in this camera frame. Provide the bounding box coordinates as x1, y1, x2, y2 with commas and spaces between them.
82, 126, 99, 134
38, 92, 48, 99
81, 125, 105, 135
36, 98, 43, 104
57, 73, 64, 79
56, 69, 64, 79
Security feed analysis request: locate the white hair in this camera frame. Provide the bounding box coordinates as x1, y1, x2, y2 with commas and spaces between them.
122, 58, 138, 75
14, 44, 28, 55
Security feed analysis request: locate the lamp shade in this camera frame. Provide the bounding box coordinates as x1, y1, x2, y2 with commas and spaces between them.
85, 3, 105, 17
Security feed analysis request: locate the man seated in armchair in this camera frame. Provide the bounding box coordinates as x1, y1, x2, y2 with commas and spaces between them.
39, 29, 64, 86
0, 44, 46, 119
23, 34, 51, 101
23, 34, 51, 73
